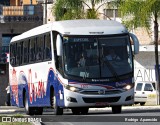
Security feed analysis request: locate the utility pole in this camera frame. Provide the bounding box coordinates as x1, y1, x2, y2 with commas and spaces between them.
37, 0, 53, 24
43, 0, 47, 24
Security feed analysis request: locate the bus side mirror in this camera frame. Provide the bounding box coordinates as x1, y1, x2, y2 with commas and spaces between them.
56, 34, 63, 56
130, 33, 139, 54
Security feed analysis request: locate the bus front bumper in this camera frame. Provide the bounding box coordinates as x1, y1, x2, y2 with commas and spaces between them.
63, 88, 134, 108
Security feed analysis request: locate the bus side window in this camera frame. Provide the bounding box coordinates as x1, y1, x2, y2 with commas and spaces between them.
53, 32, 63, 74
29, 38, 35, 62
53, 31, 58, 66
54, 50, 63, 74
23, 40, 29, 64
20, 42, 23, 65
10, 44, 16, 66
37, 36, 43, 61
16, 43, 21, 66
51, 32, 62, 74
54, 50, 58, 67
44, 33, 51, 60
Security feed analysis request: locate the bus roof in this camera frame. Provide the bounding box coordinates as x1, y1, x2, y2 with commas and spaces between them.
11, 19, 128, 43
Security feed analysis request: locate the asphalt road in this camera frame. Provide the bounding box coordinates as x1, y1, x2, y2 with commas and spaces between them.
1, 106, 160, 125
40, 106, 160, 125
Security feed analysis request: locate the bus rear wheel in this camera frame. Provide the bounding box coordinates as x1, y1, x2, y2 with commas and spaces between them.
52, 93, 63, 115
112, 106, 122, 114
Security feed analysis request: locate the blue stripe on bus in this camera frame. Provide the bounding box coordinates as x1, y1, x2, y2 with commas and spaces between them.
11, 69, 65, 108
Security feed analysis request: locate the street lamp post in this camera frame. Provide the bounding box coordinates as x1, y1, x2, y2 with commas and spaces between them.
43, 0, 47, 24
37, 0, 53, 24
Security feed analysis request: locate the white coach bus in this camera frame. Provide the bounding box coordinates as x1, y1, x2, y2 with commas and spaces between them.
9, 19, 139, 115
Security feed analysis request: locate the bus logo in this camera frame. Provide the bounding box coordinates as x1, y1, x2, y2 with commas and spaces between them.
98, 90, 106, 95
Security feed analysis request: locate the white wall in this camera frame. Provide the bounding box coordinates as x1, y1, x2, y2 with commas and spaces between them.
134, 52, 156, 82
134, 45, 160, 82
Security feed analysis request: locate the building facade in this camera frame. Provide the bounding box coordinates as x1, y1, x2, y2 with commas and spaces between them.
0, 0, 43, 106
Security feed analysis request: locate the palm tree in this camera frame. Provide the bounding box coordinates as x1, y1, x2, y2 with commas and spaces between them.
52, 0, 112, 20
119, 0, 160, 104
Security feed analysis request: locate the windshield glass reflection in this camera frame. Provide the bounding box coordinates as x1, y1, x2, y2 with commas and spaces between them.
63, 35, 132, 79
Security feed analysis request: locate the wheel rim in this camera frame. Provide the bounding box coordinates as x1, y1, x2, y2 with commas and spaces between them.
25, 95, 28, 111
53, 96, 56, 109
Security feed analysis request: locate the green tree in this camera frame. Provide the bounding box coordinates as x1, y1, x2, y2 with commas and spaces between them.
119, 0, 160, 103
52, 0, 111, 20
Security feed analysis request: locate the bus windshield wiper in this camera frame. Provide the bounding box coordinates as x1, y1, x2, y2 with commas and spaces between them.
102, 58, 120, 81
82, 65, 88, 81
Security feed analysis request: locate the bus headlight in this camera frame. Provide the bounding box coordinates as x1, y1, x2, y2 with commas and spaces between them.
64, 85, 82, 92
123, 84, 133, 90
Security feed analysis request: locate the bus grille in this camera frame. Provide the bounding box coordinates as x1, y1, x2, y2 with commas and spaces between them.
80, 90, 122, 95
82, 97, 120, 103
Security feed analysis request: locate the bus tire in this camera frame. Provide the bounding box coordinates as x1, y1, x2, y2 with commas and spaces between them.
112, 106, 122, 114
71, 108, 81, 115
24, 92, 34, 115
34, 107, 43, 115
80, 108, 89, 115
140, 102, 145, 106
53, 94, 63, 115
71, 107, 88, 115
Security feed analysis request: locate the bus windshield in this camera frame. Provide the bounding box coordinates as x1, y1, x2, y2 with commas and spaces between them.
63, 35, 133, 80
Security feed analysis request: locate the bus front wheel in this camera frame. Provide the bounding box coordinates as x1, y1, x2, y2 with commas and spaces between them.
24, 92, 43, 115
80, 107, 89, 114
140, 102, 145, 106
71, 107, 89, 115
52, 93, 63, 115
111, 106, 122, 114
71, 108, 80, 115
34, 107, 43, 115
24, 92, 34, 115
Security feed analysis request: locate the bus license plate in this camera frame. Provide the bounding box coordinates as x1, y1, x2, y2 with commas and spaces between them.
95, 102, 108, 106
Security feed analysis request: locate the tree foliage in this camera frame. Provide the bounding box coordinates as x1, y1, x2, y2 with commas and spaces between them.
119, 0, 160, 32
52, 0, 110, 21
119, 0, 160, 94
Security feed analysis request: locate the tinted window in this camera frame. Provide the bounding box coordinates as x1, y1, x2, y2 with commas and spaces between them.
20, 42, 23, 65
23, 40, 29, 64
44, 34, 51, 60
136, 83, 143, 91
10, 44, 16, 66
16, 43, 21, 65
144, 84, 153, 91
29, 38, 35, 62
10, 32, 51, 66
36, 36, 44, 61
152, 83, 156, 90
